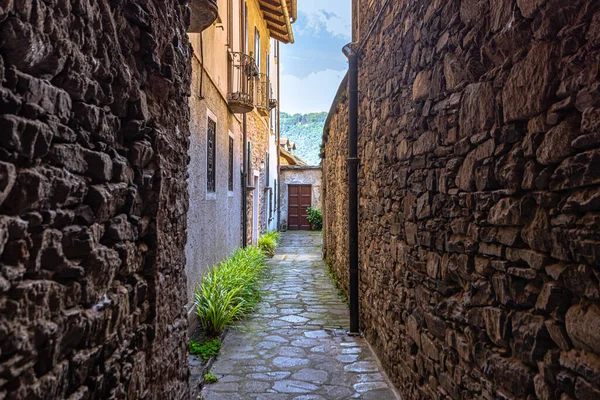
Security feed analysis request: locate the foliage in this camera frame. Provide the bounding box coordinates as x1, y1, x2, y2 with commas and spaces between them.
189, 338, 222, 361
194, 246, 267, 335
280, 112, 327, 166
204, 372, 218, 384
307, 207, 323, 230
258, 231, 281, 256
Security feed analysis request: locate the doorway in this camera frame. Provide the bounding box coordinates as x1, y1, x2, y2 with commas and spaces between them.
287, 184, 312, 230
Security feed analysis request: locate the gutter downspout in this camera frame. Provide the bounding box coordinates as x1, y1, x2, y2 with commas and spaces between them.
276, 41, 282, 230
242, 114, 248, 247
279, 0, 295, 44
343, 43, 360, 335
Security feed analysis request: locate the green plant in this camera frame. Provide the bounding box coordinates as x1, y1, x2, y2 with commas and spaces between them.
307, 207, 323, 230
195, 246, 267, 335
258, 231, 281, 255
204, 372, 218, 384
189, 338, 222, 361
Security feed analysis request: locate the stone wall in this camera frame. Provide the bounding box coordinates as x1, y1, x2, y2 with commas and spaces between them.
323, 0, 600, 398
0, 1, 192, 398
323, 74, 350, 293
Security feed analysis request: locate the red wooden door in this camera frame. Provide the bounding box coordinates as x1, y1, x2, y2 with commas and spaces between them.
288, 185, 312, 230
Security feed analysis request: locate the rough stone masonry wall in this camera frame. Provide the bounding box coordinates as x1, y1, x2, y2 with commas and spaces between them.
322, 74, 349, 288
0, 1, 192, 398
324, 0, 600, 398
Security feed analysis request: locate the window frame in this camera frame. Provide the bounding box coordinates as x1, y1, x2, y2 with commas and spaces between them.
206, 109, 218, 199
254, 27, 261, 73
228, 132, 235, 195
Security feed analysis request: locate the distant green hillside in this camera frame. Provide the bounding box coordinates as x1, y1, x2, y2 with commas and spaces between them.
280, 112, 327, 166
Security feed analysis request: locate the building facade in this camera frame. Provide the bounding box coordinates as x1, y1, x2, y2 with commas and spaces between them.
323, 0, 600, 398
185, 0, 295, 321
279, 142, 322, 231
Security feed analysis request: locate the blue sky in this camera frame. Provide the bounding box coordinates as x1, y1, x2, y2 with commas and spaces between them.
279, 0, 351, 114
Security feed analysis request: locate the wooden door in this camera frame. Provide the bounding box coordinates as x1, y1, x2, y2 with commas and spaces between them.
288, 185, 312, 230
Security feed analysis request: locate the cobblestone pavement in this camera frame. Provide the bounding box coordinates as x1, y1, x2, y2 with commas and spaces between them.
201, 232, 399, 400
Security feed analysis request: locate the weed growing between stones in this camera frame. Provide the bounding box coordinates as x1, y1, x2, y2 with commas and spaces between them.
325, 257, 349, 307
258, 231, 281, 256
189, 338, 222, 361
195, 246, 268, 335
204, 372, 219, 384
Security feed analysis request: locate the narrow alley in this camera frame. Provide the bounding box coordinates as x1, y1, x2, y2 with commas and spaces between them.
201, 232, 398, 400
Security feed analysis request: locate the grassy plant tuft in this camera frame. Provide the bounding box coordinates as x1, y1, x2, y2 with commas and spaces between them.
189, 338, 222, 361
258, 231, 281, 256
204, 372, 218, 384
195, 246, 268, 335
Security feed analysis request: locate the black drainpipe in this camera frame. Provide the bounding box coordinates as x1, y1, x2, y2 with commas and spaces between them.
343, 43, 359, 335
242, 113, 248, 248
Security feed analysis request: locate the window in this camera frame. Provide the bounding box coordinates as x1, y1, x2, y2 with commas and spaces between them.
228, 135, 234, 191
227, 0, 233, 47
254, 28, 260, 73
247, 141, 253, 186
269, 188, 273, 219
266, 52, 270, 78
265, 151, 270, 185
207, 117, 216, 193
274, 179, 277, 211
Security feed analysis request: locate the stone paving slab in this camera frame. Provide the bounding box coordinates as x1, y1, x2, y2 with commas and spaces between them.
200, 232, 399, 400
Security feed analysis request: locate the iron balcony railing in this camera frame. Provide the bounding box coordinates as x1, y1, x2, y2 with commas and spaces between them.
228, 52, 258, 114
256, 74, 273, 113
257, 73, 277, 113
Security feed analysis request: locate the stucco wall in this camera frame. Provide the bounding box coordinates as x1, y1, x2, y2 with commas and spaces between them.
323, 0, 600, 398
280, 167, 322, 230
185, 56, 243, 307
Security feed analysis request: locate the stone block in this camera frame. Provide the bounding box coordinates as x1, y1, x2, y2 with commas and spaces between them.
562, 264, 600, 300
459, 82, 495, 138
456, 139, 495, 191
412, 71, 431, 102
512, 311, 553, 365
566, 304, 600, 354
537, 118, 581, 166
550, 149, 600, 191
503, 44, 555, 122
484, 307, 510, 347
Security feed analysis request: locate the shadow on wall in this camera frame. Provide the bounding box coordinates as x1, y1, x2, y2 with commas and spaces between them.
0, 1, 193, 397
323, 0, 600, 398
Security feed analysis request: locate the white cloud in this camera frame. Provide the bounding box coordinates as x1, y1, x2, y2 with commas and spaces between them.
280, 69, 347, 114
294, 0, 351, 39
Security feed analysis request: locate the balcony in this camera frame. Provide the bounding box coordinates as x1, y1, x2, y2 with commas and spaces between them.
187, 0, 218, 33
228, 52, 258, 114
257, 74, 277, 115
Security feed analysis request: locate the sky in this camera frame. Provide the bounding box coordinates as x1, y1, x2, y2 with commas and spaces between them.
279, 0, 351, 114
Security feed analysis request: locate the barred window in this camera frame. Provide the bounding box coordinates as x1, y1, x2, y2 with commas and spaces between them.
207, 117, 216, 193
228, 136, 234, 191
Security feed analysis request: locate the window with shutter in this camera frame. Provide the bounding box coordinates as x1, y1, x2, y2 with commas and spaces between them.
207, 117, 216, 193
247, 141, 253, 187
228, 136, 234, 191
266, 152, 270, 185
